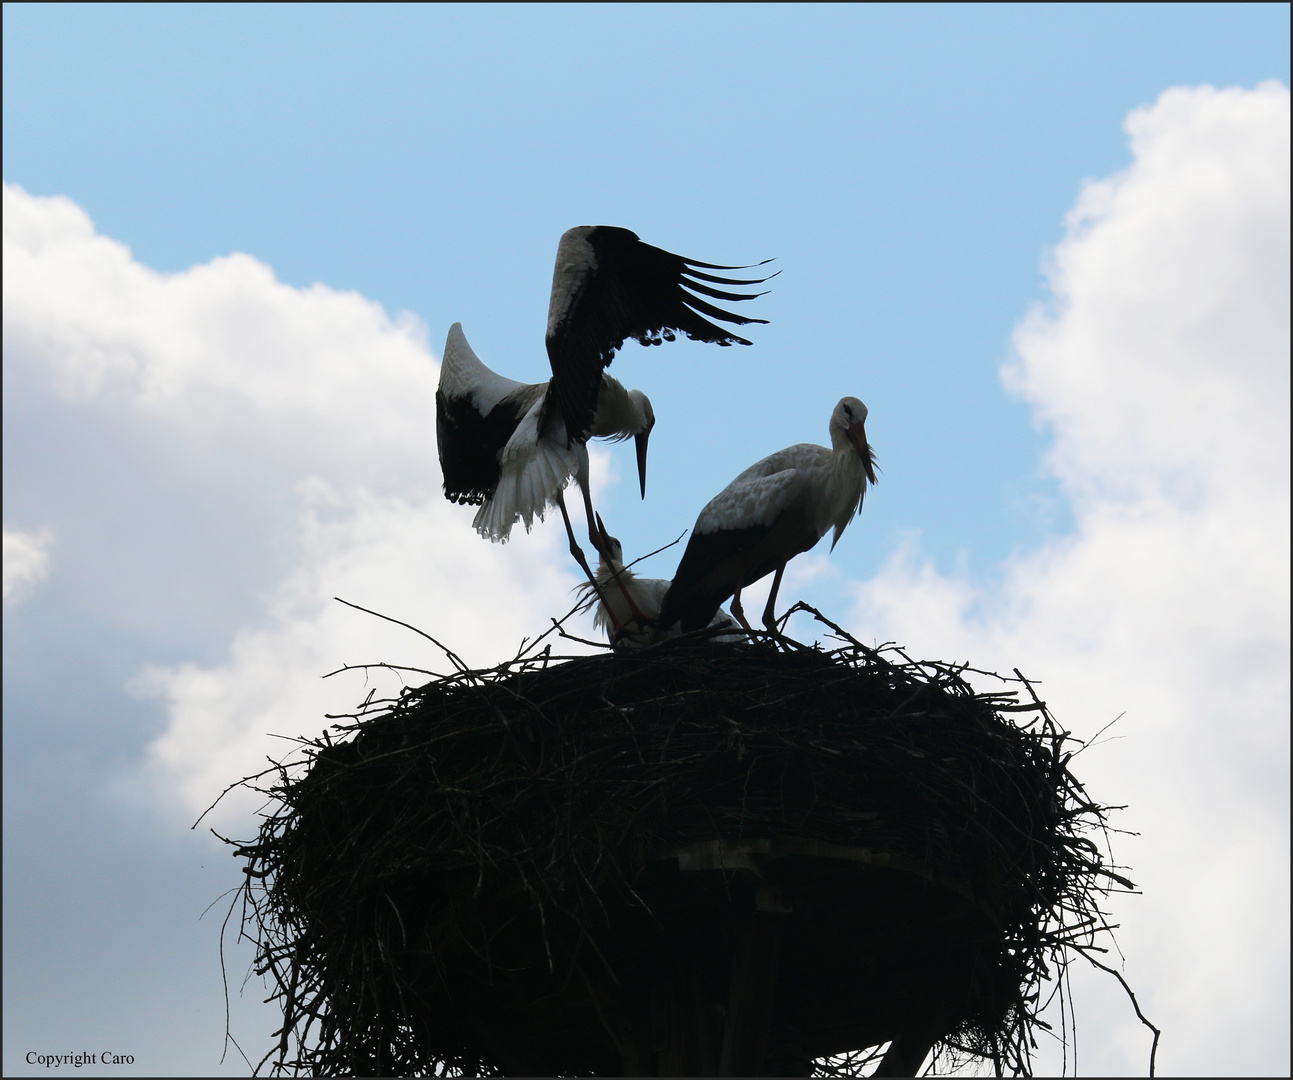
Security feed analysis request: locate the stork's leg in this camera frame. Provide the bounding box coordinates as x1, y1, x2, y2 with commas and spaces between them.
573, 445, 609, 559
729, 570, 753, 632
557, 489, 609, 608
761, 563, 787, 633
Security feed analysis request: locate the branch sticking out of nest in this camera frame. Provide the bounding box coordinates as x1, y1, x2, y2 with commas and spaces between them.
213, 605, 1154, 1077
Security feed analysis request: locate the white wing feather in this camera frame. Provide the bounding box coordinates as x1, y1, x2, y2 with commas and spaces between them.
473, 401, 579, 541
440, 322, 531, 413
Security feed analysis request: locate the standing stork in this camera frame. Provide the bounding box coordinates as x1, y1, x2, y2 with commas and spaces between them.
656, 397, 878, 634
436, 226, 773, 581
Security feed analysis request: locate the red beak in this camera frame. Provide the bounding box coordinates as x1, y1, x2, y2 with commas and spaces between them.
850, 421, 877, 485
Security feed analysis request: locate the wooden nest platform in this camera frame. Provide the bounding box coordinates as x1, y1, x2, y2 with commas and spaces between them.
221, 607, 1138, 1076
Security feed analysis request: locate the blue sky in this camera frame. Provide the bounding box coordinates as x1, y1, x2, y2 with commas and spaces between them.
4, 4, 1289, 1076
6, 2, 1285, 580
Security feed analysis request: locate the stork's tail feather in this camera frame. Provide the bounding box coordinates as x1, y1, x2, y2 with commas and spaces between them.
473, 495, 540, 542
473, 436, 579, 542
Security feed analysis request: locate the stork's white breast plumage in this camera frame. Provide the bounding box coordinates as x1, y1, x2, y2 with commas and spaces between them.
657, 397, 878, 633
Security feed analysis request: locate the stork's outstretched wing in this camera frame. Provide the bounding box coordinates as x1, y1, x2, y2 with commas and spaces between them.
436, 323, 540, 506
544, 225, 773, 443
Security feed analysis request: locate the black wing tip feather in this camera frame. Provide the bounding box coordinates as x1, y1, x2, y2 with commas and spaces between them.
682, 255, 777, 271
678, 263, 776, 330
682, 292, 769, 331
677, 268, 774, 335
683, 280, 773, 304
683, 266, 780, 288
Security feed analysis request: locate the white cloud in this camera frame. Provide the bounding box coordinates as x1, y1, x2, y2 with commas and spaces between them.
3, 183, 437, 490
132, 482, 586, 826
3, 181, 601, 829
851, 83, 1290, 1075
4, 78, 1287, 1073
1007, 83, 1290, 510
2, 526, 55, 605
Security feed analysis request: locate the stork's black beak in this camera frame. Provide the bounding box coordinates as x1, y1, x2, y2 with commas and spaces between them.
635, 429, 650, 499
850, 421, 878, 486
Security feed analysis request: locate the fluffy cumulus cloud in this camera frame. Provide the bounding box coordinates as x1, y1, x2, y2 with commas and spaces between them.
850, 83, 1290, 1075
2, 525, 54, 604
131, 482, 589, 823
4, 78, 1287, 1074
4, 184, 439, 485
3, 181, 597, 827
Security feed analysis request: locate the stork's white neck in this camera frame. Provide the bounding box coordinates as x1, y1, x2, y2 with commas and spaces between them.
590, 378, 652, 438
821, 427, 869, 547
829, 420, 857, 456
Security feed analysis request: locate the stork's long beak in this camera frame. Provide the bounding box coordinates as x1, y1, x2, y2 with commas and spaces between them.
849, 422, 878, 486
635, 430, 650, 499
594, 512, 613, 561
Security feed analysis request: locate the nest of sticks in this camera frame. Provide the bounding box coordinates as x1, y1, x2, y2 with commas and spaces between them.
217, 605, 1144, 1077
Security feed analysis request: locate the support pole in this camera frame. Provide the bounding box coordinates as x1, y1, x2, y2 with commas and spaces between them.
874, 1011, 946, 1077
720, 885, 790, 1076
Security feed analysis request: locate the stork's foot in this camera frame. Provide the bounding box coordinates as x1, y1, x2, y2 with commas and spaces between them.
608, 610, 664, 650
608, 624, 647, 650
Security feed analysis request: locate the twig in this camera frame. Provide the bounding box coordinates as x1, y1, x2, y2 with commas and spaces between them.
1071, 947, 1161, 1076
619, 530, 686, 572
333, 596, 472, 675
321, 661, 445, 680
